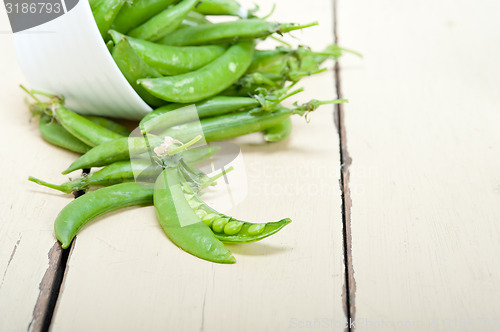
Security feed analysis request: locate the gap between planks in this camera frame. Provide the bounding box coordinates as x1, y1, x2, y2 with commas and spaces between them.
27, 173, 86, 332
333, 0, 356, 330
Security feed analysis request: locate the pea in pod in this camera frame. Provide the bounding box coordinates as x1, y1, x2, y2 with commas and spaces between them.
154, 167, 236, 264
138, 41, 255, 103
179, 169, 291, 243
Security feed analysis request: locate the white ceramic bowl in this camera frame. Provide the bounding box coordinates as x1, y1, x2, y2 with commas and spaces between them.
13, 0, 152, 120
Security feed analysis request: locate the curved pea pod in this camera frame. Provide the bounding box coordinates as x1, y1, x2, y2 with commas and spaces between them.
53, 105, 124, 147
154, 167, 236, 264
83, 115, 131, 137
90, 0, 127, 39
55, 182, 154, 249
264, 117, 292, 142
129, 0, 200, 41
38, 114, 91, 154
140, 96, 260, 133
138, 41, 255, 103
111, 0, 178, 33
109, 30, 226, 76
194, 0, 246, 17
112, 37, 166, 107
179, 171, 291, 243
159, 19, 317, 46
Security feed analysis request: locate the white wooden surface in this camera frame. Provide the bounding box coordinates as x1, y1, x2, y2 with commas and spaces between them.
338, 0, 500, 330
0, 0, 346, 331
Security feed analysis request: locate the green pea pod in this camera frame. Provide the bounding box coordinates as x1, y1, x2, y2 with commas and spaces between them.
138, 41, 255, 103
111, 0, 179, 33
264, 117, 292, 142
194, 0, 244, 16
112, 37, 166, 107
62, 137, 217, 174
30, 160, 160, 193
83, 115, 131, 137
159, 19, 317, 46
154, 167, 236, 264
62, 137, 154, 174
109, 30, 226, 76
246, 49, 291, 74
106, 39, 114, 52
179, 168, 291, 243
162, 106, 295, 142
32, 145, 219, 192
140, 96, 260, 133
53, 105, 124, 147
180, 11, 212, 27
90, 0, 127, 39
55, 182, 154, 249
129, 0, 199, 41
38, 114, 91, 154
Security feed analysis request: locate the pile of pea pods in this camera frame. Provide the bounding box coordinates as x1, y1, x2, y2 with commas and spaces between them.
26, 0, 357, 263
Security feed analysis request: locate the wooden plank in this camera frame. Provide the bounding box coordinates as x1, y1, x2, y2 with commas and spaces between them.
50, 0, 347, 331
337, 0, 500, 330
0, 7, 84, 331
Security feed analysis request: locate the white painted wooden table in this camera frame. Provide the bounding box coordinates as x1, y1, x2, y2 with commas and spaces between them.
1, 0, 500, 331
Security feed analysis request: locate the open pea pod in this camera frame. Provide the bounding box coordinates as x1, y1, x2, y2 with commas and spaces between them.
179, 165, 291, 243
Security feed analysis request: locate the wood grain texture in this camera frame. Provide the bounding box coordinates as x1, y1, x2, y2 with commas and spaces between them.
0, 7, 85, 331
48, 0, 347, 331
337, 0, 500, 330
